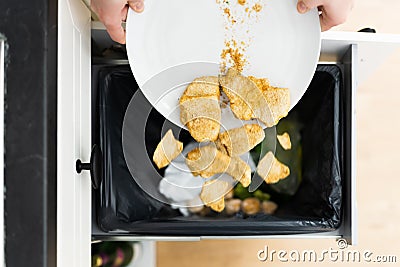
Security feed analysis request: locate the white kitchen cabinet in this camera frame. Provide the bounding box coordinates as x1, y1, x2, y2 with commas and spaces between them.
58, 0, 91, 266
57, 0, 400, 266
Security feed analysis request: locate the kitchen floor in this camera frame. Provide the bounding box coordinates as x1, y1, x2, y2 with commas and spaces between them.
157, 0, 400, 266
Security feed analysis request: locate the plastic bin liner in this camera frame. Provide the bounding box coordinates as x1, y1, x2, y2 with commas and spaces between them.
95, 65, 344, 235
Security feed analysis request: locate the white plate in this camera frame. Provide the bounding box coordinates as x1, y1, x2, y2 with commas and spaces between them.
126, 0, 321, 129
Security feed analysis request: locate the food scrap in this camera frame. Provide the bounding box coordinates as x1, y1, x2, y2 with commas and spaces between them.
248, 76, 290, 126
257, 151, 290, 184
252, 3, 263, 12
186, 145, 230, 178
178, 66, 290, 211
216, 124, 265, 156
277, 132, 292, 150
180, 76, 221, 142
227, 156, 252, 187
241, 197, 260, 215
200, 179, 230, 212
221, 67, 283, 126
156, 0, 292, 214
225, 198, 242, 215
152, 130, 183, 169
238, 0, 246, 6
218, 0, 264, 73
186, 145, 251, 188
261, 200, 278, 214
220, 43, 247, 73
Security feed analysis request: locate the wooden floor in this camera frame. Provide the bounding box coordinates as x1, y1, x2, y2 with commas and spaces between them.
157, 1, 400, 266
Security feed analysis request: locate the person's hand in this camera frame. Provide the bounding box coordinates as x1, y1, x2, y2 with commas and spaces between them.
91, 0, 145, 44
297, 0, 354, 31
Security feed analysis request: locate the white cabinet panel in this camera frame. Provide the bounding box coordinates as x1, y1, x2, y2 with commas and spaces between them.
58, 0, 91, 266
321, 31, 400, 85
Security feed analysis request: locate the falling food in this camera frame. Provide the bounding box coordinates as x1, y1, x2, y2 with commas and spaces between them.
277, 132, 292, 150
186, 145, 231, 178
218, 0, 264, 73
152, 130, 183, 169
186, 145, 251, 188
152, 0, 293, 217
216, 124, 265, 156
257, 151, 290, 184
200, 179, 230, 212
248, 76, 290, 126
252, 3, 263, 12
227, 156, 252, 187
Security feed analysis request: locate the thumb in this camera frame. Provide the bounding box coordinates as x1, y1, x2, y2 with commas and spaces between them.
128, 0, 145, 13
297, 0, 324, 14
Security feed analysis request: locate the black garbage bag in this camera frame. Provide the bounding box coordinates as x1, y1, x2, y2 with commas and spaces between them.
94, 64, 343, 235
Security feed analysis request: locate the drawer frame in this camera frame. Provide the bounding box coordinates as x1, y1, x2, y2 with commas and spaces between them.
90, 58, 356, 242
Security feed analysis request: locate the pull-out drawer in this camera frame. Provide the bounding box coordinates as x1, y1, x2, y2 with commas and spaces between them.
57, 0, 400, 266
91, 63, 346, 239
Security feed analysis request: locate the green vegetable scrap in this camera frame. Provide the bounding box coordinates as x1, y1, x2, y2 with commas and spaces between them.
233, 184, 252, 200
233, 184, 271, 201
253, 190, 271, 201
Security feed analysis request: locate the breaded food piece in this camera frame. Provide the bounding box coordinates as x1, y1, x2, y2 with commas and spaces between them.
216, 124, 265, 156
180, 76, 221, 142
248, 76, 290, 126
214, 139, 228, 155
257, 152, 290, 184
220, 68, 273, 126
186, 145, 251, 187
180, 98, 220, 142
277, 132, 292, 150
262, 88, 290, 126
227, 156, 251, 187
186, 145, 230, 178
152, 130, 183, 169
180, 76, 220, 99
247, 75, 270, 90
200, 179, 230, 212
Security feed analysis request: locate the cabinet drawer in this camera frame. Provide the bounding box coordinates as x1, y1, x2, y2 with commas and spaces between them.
88, 27, 400, 245
92, 27, 357, 242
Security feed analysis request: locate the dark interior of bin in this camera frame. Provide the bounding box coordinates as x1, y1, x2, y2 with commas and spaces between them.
93, 64, 344, 235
